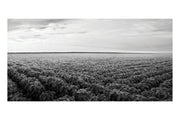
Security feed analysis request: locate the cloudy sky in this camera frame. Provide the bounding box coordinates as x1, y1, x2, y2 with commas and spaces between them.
8, 19, 172, 53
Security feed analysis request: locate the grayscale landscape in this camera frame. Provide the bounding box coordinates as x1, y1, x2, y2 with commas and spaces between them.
8, 19, 172, 101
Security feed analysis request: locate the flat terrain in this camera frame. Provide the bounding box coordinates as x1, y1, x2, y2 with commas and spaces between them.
8, 53, 172, 101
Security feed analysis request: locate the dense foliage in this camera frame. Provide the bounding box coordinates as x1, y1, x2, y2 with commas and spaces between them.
8, 53, 172, 101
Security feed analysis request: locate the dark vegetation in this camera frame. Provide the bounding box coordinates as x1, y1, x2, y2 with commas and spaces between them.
8, 53, 172, 101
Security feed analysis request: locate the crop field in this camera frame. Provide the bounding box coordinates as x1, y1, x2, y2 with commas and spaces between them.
8, 53, 172, 101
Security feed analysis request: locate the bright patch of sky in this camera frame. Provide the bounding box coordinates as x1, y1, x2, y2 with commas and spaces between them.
8, 19, 172, 53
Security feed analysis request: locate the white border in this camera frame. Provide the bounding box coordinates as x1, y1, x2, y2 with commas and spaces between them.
0, 0, 179, 120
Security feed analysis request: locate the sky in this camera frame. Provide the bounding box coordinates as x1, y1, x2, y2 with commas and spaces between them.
8, 19, 172, 53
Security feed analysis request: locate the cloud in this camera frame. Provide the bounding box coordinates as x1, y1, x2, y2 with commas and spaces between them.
8, 19, 172, 52
8, 19, 70, 31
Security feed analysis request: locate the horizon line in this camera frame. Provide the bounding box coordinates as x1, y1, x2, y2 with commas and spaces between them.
7, 51, 172, 54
